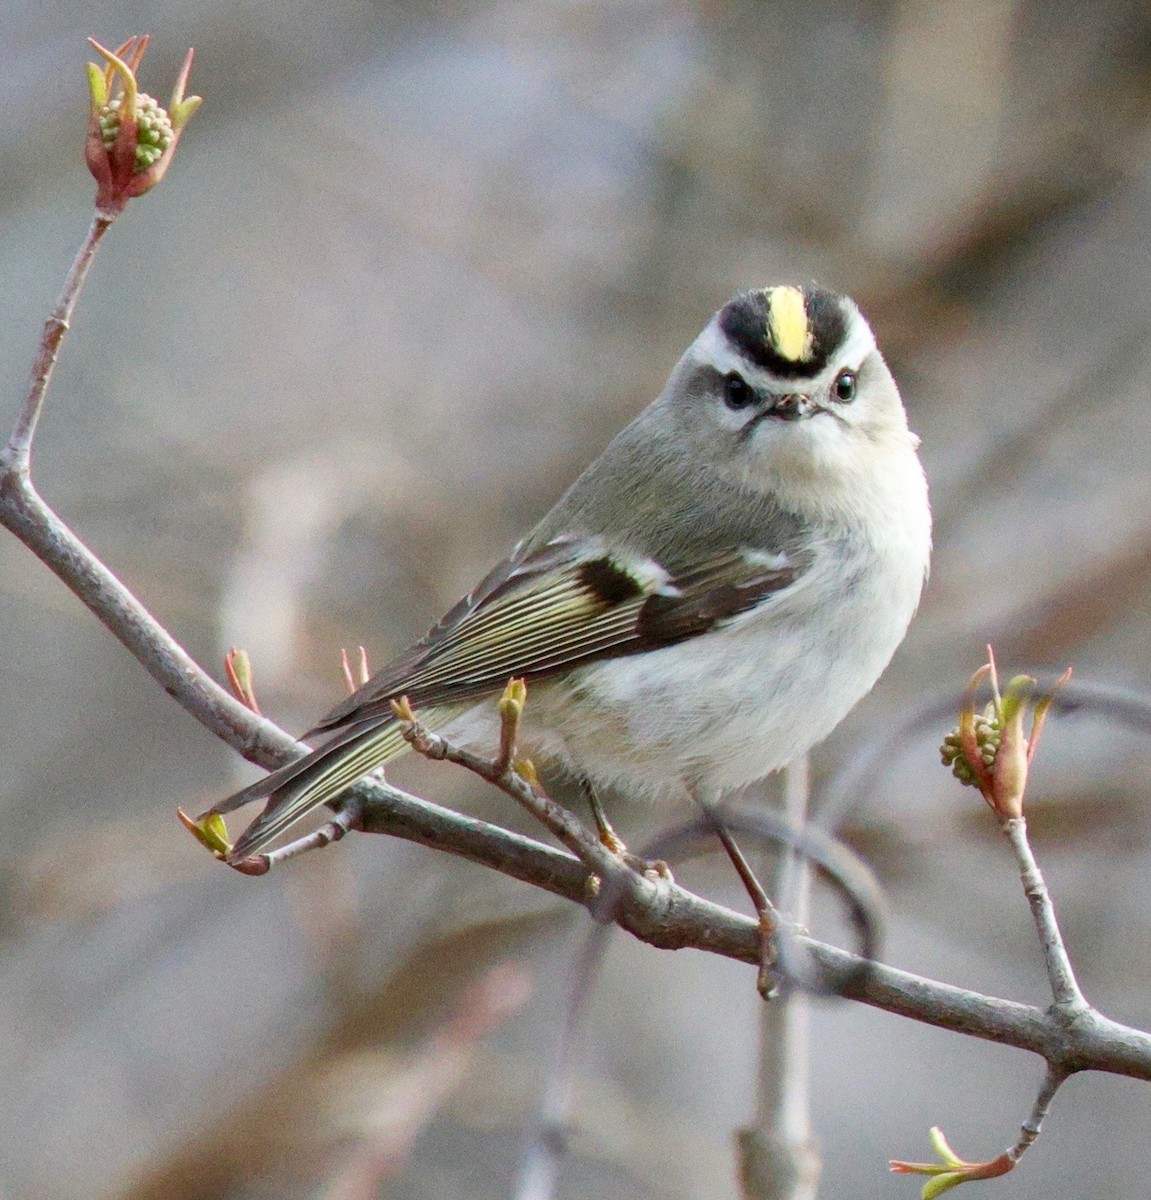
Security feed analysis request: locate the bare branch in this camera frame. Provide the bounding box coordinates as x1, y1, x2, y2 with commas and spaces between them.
1011, 1064, 1067, 1164
4, 212, 114, 471
0, 466, 293, 768
7, 441, 1151, 1090
0, 214, 289, 780
1001, 816, 1087, 1012
513, 920, 612, 1200
390, 694, 641, 896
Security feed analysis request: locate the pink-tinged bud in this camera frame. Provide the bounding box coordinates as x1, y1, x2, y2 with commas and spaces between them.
940, 651, 1072, 820
955, 663, 995, 797
85, 35, 202, 214
224, 647, 260, 714
176, 807, 231, 858
989, 675, 1033, 819
890, 1127, 1014, 1198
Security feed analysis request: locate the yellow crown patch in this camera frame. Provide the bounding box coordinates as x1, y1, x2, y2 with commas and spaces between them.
766, 286, 813, 363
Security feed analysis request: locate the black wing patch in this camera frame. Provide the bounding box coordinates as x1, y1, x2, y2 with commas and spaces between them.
638, 569, 796, 643
578, 556, 646, 604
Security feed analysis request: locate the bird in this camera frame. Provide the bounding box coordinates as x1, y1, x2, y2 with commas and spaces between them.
219, 283, 931, 865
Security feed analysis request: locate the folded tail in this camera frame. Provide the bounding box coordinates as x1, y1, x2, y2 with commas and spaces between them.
224, 717, 411, 862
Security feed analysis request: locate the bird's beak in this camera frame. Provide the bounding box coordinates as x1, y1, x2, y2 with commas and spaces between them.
767, 393, 814, 422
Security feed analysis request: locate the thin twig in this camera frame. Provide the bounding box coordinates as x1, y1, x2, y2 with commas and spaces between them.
0, 214, 289, 772
891, 1063, 1070, 1189
237, 797, 366, 874
390, 696, 644, 898
0, 472, 291, 765
4, 212, 115, 470
1010, 1064, 1067, 1163
1001, 816, 1088, 1012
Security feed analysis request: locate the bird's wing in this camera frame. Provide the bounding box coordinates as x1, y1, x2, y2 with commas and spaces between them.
308, 534, 803, 736
221, 535, 804, 861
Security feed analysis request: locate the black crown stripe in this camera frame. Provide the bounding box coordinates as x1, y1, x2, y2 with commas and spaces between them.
718, 285, 848, 380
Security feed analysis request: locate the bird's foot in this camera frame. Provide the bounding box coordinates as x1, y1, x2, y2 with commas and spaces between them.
583, 782, 673, 882
615, 842, 673, 884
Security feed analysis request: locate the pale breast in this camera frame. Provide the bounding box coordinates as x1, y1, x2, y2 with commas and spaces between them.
524, 522, 927, 801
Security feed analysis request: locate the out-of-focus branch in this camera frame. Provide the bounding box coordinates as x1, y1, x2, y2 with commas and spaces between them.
317, 961, 534, 1200
738, 758, 821, 1200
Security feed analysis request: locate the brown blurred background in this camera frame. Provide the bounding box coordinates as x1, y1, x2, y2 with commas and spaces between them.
3, 1, 1151, 1196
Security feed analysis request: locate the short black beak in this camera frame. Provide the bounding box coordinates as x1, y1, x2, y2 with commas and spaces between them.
768, 393, 811, 422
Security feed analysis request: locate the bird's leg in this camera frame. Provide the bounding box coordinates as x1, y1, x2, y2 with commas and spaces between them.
580, 775, 625, 854
579, 777, 672, 881
697, 801, 781, 998
719, 823, 781, 999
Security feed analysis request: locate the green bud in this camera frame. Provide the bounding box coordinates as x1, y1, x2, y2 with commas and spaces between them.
98, 92, 174, 172
941, 705, 1002, 790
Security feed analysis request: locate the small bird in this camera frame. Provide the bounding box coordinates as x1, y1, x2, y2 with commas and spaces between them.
221, 284, 930, 863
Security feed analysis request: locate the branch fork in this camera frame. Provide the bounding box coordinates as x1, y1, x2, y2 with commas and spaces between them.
897, 651, 1085, 1194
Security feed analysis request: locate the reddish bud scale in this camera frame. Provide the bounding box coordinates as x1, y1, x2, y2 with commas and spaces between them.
84, 35, 201, 214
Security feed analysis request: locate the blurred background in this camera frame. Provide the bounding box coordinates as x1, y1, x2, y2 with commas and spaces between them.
3, 1, 1151, 1196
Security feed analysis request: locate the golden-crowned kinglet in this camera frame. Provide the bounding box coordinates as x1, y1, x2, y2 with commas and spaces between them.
223, 284, 931, 861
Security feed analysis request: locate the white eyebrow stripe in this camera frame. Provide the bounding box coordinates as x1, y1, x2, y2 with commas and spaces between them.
831, 308, 877, 374
691, 321, 762, 379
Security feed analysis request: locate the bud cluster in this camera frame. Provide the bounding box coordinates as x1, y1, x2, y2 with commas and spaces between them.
941, 705, 1001, 787
84, 34, 201, 212
938, 654, 1070, 820
97, 93, 173, 172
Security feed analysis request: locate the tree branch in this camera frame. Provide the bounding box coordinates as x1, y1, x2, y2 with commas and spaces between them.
1011, 1064, 1067, 1164
5, 212, 114, 468
738, 758, 821, 1200
388, 692, 641, 896
1002, 815, 1087, 1012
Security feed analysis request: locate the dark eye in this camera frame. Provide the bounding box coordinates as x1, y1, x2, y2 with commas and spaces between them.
832, 369, 857, 402
723, 373, 756, 410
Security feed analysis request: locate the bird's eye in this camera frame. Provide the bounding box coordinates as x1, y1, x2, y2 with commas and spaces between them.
832, 369, 857, 403
723, 374, 756, 410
